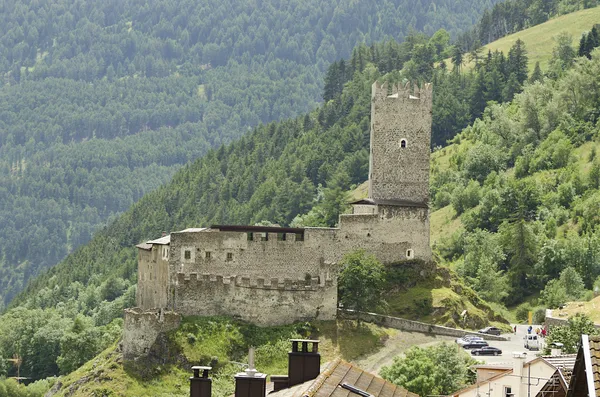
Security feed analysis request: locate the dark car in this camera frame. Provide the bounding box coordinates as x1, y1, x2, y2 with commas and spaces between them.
471, 346, 502, 356
478, 326, 502, 336
463, 340, 489, 349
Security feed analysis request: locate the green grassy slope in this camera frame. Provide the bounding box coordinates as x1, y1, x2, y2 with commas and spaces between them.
455, 6, 600, 71
48, 318, 400, 397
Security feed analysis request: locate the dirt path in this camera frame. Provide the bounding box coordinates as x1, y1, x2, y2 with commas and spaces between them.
353, 331, 454, 374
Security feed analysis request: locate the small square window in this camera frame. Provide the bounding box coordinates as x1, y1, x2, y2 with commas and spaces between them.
184, 250, 191, 260
277, 233, 286, 241
227, 252, 233, 261
247, 232, 254, 241
205, 251, 211, 259
296, 233, 304, 242
261, 233, 268, 241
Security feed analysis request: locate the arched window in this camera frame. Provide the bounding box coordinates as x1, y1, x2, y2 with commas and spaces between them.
400, 139, 407, 148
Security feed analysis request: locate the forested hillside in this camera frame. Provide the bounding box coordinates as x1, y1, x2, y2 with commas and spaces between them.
3, 9, 599, 385
456, 0, 600, 49
0, 0, 503, 306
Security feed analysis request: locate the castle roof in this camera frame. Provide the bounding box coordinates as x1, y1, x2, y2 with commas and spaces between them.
349, 198, 428, 208
211, 225, 305, 234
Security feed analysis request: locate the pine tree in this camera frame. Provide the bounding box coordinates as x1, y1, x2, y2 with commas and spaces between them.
451, 45, 464, 73
529, 61, 543, 83
507, 39, 528, 85
579, 33, 588, 58
469, 70, 487, 119
502, 73, 521, 102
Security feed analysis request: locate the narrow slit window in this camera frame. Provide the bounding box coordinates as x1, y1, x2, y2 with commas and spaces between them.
406, 249, 414, 259
400, 139, 407, 148
184, 250, 191, 260
226, 252, 233, 261
205, 251, 211, 259
261, 232, 268, 241
277, 233, 286, 241
247, 232, 254, 241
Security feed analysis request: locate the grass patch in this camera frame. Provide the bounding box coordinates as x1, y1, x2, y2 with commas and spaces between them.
51, 318, 393, 397
447, 6, 600, 72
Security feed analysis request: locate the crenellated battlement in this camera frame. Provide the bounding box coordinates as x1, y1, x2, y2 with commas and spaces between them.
371, 81, 433, 103
175, 272, 331, 290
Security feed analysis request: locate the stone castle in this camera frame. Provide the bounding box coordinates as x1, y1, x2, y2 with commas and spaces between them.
123, 81, 433, 359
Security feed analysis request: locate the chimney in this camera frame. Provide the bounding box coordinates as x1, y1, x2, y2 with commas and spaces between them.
512, 352, 527, 397
190, 366, 212, 397
550, 342, 564, 356
162, 231, 167, 237
235, 347, 267, 397
288, 339, 320, 387
512, 352, 526, 378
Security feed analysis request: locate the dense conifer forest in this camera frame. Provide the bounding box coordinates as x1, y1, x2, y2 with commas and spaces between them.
0, 0, 504, 306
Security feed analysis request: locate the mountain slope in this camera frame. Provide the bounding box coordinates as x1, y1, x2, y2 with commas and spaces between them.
455, 5, 600, 71
428, 51, 600, 305
0, 0, 503, 305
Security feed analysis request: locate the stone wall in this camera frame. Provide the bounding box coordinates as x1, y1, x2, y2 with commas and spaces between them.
339, 310, 508, 341
136, 245, 169, 309
173, 273, 337, 326
339, 205, 430, 262
122, 308, 181, 361
369, 81, 432, 204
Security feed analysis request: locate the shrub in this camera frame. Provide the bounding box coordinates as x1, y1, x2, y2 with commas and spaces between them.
515, 303, 532, 323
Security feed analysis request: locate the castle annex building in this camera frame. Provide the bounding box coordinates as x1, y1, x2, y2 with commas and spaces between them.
132, 81, 432, 327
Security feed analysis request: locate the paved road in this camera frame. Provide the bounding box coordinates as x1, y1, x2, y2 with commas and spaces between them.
459, 324, 545, 365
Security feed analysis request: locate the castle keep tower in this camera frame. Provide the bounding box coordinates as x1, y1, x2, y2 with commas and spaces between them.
368, 81, 432, 204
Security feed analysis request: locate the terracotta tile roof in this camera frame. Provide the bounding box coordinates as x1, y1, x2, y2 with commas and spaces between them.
589, 336, 600, 396
541, 355, 577, 384
268, 359, 418, 397
566, 335, 600, 397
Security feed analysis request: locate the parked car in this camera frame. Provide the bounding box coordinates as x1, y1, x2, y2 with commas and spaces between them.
478, 326, 502, 336
471, 346, 502, 356
463, 340, 489, 349
456, 336, 484, 346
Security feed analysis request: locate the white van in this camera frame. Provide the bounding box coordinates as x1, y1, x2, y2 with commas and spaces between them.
524, 334, 539, 350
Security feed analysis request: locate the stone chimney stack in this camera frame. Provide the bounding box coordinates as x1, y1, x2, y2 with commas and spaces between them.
512, 352, 527, 397
288, 339, 320, 387
190, 366, 212, 397
235, 347, 267, 397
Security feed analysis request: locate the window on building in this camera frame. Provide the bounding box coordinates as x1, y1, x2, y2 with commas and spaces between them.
261, 232, 268, 241
184, 250, 191, 260
247, 232, 254, 241
295, 233, 304, 242
400, 139, 407, 148
277, 233, 286, 241
227, 252, 233, 261
504, 386, 513, 397
205, 251, 211, 259
406, 249, 414, 259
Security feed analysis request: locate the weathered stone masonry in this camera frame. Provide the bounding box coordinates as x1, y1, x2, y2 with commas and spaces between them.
124, 81, 434, 359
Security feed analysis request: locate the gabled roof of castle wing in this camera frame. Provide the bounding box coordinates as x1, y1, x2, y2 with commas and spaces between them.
211, 225, 305, 233
349, 198, 429, 208
146, 235, 171, 245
